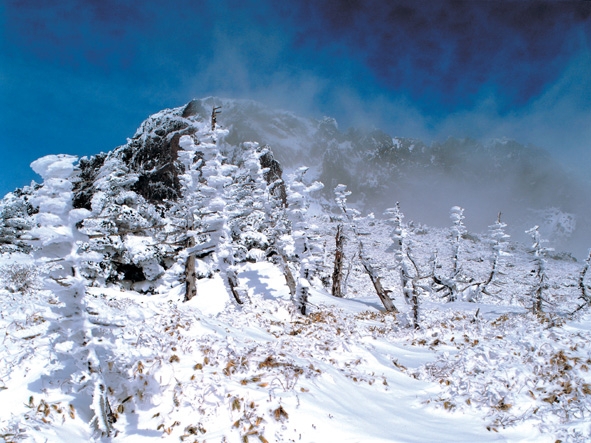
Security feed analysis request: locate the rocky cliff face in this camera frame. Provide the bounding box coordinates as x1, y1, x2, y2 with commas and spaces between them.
73, 101, 202, 210
1, 99, 293, 289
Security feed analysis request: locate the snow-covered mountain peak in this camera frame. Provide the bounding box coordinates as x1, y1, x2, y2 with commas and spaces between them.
2, 98, 591, 442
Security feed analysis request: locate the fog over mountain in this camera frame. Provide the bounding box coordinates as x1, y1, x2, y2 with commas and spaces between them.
3, 97, 587, 259
185, 98, 587, 258
3, 1, 590, 202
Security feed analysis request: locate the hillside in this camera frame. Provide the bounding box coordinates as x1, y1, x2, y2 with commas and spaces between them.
1, 99, 591, 442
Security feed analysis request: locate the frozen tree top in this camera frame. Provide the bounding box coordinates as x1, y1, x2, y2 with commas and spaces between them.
30, 154, 78, 180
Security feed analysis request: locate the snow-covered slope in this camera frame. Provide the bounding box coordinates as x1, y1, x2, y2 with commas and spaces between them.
1, 98, 591, 442
2, 219, 591, 442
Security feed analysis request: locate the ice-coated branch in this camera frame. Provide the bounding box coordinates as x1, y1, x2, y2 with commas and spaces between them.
450, 206, 466, 282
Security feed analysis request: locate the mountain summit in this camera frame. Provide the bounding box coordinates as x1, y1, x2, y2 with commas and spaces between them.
3, 97, 585, 259
1, 98, 591, 441
0, 96, 585, 301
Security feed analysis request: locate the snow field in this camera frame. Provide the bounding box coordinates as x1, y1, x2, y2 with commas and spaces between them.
2, 255, 590, 442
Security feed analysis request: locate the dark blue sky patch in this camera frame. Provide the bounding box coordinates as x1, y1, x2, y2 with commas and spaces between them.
5, 0, 149, 72
286, 0, 591, 111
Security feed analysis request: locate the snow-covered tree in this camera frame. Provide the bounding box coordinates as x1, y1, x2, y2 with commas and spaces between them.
331, 223, 345, 298
574, 249, 591, 313
28, 155, 115, 437
385, 203, 410, 292
172, 132, 206, 300
28, 155, 89, 282
286, 167, 324, 314
335, 184, 397, 313
223, 143, 272, 258
0, 186, 37, 253
164, 119, 293, 305
526, 225, 551, 315
76, 154, 168, 288
173, 127, 244, 304
252, 148, 295, 295
450, 206, 466, 279
482, 212, 511, 296
385, 203, 426, 326
432, 206, 468, 302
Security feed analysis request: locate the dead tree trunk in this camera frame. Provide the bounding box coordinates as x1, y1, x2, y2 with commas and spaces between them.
359, 243, 397, 313
226, 268, 243, 305
482, 212, 506, 296
533, 271, 545, 315
331, 224, 345, 297
360, 257, 396, 312
90, 379, 116, 437
211, 106, 222, 131
281, 254, 297, 297
268, 249, 296, 297
579, 251, 591, 302
298, 285, 309, 315
526, 226, 547, 315
335, 184, 396, 312
530, 255, 546, 315
573, 250, 591, 314
184, 236, 197, 302
481, 254, 498, 296
405, 248, 423, 328
410, 286, 420, 329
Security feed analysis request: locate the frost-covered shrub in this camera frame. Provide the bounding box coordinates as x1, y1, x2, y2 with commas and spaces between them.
0, 188, 36, 253
0, 263, 39, 294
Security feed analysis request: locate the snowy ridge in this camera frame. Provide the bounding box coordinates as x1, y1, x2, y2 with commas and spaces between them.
1, 98, 591, 442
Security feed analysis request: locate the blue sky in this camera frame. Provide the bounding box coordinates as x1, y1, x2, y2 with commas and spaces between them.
1, 0, 590, 196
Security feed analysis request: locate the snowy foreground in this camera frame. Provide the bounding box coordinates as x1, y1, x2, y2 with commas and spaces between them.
2, 255, 591, 442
